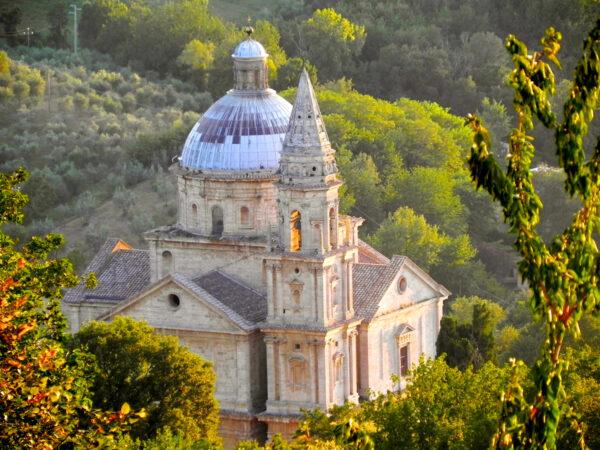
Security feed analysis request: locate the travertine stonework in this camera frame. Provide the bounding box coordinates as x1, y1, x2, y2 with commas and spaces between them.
63, 37, 449, 447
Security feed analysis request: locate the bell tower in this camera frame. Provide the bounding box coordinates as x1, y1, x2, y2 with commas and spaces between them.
277, 69, 341, 255
260, 71, 362, 430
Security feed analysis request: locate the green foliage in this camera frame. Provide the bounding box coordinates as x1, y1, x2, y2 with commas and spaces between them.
466, 20, 600, 448
78, 1, 289, 96
0, 51, 45, 104
72, 316, 220, 444
271, 57, 318, 91
299, 8, 365, 82
437, 298, 500, 369
116, 427, 218, 449
368, 207, 473, 271
0, 168, 141, 448
291, 358, 515, 450
0, 47, 205, 257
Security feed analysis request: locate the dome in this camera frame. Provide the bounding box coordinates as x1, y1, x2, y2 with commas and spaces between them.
180, 90, 292, 171
232, 39, 268, 59
179, 35, 292, 173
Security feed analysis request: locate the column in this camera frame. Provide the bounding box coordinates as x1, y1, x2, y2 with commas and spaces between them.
343, 333, 351, 399
309, 339, 320, 405
324, 267, 331, 322
349, 330, 358, 398
325, 340, 332, 406
436, 298, 444, 333
347, 260, 354, 315
266, 264, 274, 318
341, 261, 347, 317
312, 266, 320, 323
277, 337, 286, 401
265, 336, 277, 403
274, 263, 282, 317
274, 337, 281, 401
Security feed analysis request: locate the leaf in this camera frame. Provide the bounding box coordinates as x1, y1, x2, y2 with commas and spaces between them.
120, 402, 131, 415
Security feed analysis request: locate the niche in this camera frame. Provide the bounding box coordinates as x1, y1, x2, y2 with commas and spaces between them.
211, 205, 224, 236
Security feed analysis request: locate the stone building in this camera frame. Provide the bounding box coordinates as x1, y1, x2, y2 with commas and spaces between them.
63, 34, 450, 446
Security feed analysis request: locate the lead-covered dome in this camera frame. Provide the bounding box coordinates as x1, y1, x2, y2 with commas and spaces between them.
180, 91, 292, 171
179, 35, 292, 172
232, 39, 268, 59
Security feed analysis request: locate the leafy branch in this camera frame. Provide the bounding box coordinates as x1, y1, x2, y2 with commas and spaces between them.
466, 19, 600, 449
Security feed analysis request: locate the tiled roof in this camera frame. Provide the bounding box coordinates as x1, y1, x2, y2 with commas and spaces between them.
63, 239, 150, 304
357, 240, 390, 265
192, 271, 267, 325
353, 256, 406, 319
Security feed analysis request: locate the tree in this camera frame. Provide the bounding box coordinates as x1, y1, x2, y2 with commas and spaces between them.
0, 168, 139, 448
368, 207, 451, 270
466, 20, 600, 447
72, 316, 220, 443
437, 297, 500, 369
46, 2, 69, 49
272, 57, 318, 91
0, 51, 9, 74
0, 6, 22, 47
293, 358, 514, 450
300, 8, 365, 82
476, 97, 511, 157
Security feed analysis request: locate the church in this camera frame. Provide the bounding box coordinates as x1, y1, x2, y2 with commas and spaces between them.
63, 32, 450, 446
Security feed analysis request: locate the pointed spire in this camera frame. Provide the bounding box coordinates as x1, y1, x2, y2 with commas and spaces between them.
279, 70, 338, 186
283, 69, 331, 152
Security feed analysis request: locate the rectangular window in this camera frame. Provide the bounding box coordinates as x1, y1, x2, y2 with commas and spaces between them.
399, 344, 409, 377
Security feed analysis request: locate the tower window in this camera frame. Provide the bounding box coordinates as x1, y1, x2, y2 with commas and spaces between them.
240, 206, 250, 226
191, 204, 198, 227
290, 210, 302, 252
161, 250, 173, 277
211, 205, 224, 236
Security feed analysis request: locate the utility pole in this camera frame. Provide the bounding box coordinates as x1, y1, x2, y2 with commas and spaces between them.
69, 4, 82, 56
23, 27, 34, 47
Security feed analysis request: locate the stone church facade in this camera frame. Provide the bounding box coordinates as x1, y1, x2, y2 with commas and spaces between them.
63, 34, 450, 447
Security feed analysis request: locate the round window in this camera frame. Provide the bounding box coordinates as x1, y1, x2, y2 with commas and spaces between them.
397, 277, 408, 293
168, 293, 181, 308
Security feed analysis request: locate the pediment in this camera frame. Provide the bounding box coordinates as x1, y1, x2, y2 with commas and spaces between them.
100, 274, 251, 334
373, 258, 449, 318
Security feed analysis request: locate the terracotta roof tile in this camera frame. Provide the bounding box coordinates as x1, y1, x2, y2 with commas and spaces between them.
192, 271, 267, 324
353, 256, 406, 319
357, 239, 390, 265
63, 239, 150, 304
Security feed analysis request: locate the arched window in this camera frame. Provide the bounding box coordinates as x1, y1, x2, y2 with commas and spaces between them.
211, 205, 224, 236
329, 207, 337, 249
290, 210, 302, 252
240, 206, 250, 227
161, 250, 173, 277
191, 204, 198, 227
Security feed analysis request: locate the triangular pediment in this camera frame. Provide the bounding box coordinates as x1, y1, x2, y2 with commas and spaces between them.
100, 274, 255, 333
354, 256, 450, 320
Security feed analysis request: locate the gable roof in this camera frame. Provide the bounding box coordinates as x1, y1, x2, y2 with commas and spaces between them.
353, 255, 450, 320
357, 239, 390, 265
63, 238, 150, 304
353, 256, 406, 319
101, 271, 266, 332
192, 271, 267, 324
